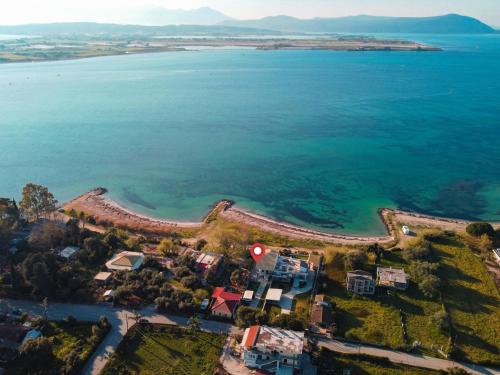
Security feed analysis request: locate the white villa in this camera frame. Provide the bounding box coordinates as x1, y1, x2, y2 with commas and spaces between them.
254, 252, 309, 283
241, 325, 304, 374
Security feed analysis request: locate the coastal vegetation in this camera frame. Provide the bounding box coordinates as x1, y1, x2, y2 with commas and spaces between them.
102, 324, 225, 375
5, 318, 110, 375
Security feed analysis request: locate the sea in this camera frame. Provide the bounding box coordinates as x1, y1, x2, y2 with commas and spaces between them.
0, 34, 499, 235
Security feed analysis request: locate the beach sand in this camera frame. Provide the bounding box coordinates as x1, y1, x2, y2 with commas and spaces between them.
62, 188, 499, 245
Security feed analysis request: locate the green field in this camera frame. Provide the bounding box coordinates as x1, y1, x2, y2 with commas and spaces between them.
378, 251, 450, 352
321, 252, 405, 348
320, 232, 500, 364
102, 325, 225, 375
432, 234, 500, 365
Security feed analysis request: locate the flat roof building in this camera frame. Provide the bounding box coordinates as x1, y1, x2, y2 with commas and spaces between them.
241, 325, 304, 373
377, 267, 410, 290
58, 246, 80, 260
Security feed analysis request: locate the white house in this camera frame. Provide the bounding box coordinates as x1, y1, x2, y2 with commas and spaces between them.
241, 325, 304, 374
254, 252, 309, 283
105, 251, 144, 271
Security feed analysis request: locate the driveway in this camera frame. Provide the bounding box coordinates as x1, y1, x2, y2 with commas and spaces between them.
280, 271, 315, 314
316, 336, 500, 375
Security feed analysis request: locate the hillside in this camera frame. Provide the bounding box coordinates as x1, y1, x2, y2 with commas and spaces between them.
221, 14, 495, 34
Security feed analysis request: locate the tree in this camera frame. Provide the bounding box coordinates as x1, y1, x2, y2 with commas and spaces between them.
195, 239, 207, 251
65, 218, 81, 245
29, 221, 65, 250
430, 310, 450, 332
466, 222, 495, 238
19, 183, 58, 222
344, 250, 368, 270
230, 269, 249, 288
419, 274, 440, 298
236, 306, 268, 328
271, 313, 305, 331
180, 275, 199, 290
409, 261, 438, 282
187, 314, 201, 335
19, 337, 53, 368
0, 198, 20, 226
367, 243, 385, 260
157, 238, 176, 256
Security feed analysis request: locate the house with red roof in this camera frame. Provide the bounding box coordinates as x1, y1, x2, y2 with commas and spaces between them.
210, 287, 242, 320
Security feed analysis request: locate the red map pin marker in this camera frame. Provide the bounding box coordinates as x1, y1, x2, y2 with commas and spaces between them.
250, 243, 266, 263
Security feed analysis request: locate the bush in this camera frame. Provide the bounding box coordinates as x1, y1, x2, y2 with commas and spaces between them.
19, 337, 53, 368
419, 274, 440, 298
466, 222, 495, 238
409, 261, 438, 282
180, 275, 200, 290
195, 239, 207, 251
430, 310, 451, 332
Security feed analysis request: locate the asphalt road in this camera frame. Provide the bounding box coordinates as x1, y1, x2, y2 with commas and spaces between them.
316, 336, 500, 375
2, 299, 498, 375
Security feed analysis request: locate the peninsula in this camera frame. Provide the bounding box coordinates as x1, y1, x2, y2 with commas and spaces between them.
0, 35, 439, 64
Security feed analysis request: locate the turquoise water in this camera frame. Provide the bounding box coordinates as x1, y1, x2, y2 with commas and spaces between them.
1, 34, 499, 235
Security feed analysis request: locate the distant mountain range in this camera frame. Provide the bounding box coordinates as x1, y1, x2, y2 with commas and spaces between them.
117, 6, 232, 26
0, 10, 495, 36
0, 23, 273, 37
221, 14, 495, 34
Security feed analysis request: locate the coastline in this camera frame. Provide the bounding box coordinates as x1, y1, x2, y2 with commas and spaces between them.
62, 188, 500, 245
0, 37, 440, 65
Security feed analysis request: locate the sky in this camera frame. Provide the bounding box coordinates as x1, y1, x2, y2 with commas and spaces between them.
1, 0, 499, 27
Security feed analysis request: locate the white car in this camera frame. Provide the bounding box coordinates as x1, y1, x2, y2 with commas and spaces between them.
402, 225, 411, 235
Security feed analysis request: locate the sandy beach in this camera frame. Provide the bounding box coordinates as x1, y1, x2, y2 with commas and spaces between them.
62, 188, 499, 245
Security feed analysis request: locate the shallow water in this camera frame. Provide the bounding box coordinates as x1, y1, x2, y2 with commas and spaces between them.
0, 34, 499, 235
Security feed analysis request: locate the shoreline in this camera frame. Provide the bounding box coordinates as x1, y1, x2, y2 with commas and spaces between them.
0, 37, 440, 65
62, 188, 500, 245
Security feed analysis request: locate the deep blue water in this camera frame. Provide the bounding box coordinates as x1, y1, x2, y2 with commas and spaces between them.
0, 34, 499, 235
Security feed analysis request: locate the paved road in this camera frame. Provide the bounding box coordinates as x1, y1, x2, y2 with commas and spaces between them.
0, 299, 237, 375
3, 298, 498, 375
316, 336, 500, 375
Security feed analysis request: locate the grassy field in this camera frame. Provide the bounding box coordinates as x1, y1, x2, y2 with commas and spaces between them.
102, 324, 225, 375
6, 321, 98, 375
378, 251, 450, 352
321, 252, 405, 348
431, 233, 500, 365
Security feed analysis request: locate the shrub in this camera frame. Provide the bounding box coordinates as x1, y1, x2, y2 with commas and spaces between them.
419, 274, 440, 298
430, 310, 451, 332
466, 222, 495, 237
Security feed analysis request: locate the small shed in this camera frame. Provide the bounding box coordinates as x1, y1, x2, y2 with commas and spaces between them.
94, 272, 112, 285
242, 290, 254, 302
59, 246, 80, 260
